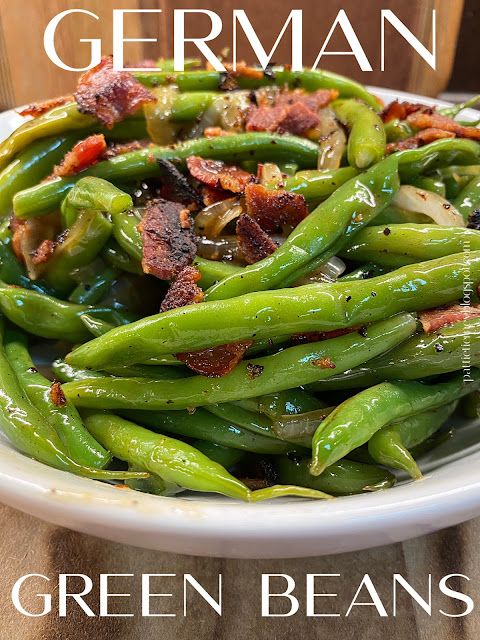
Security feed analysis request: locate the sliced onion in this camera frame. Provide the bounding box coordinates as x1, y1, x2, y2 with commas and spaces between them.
219, 91, 251, 130
272, 407, 335, 445
258, 163, 284, 187
296, 256, 346, 285
309, 108, 346, 170
195, 198, 243, 238
197, 236, 239, 261
144, 86, 179, 144
20, 215, 60, 280
392, 186, 465, 227
254, 86, 280, 106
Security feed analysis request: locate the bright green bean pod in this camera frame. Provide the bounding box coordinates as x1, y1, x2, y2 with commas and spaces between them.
60, 176, 132, 227
310, 371, 480, 475
122, 407, 294, 455
133, 67, 380, 109
454, 176, 480, 222
190, 440, 245, 469
43, 210, 112, 295
397, 138, 480, 180
83, 411, 251, 500
206, 155, 399, 300
4, 328, 111, 469
13, 133, 319, 218
275, 456, 395, 496
102, 239, 143, 275
341, 224, 480, 267
339, 263, 387, 281
66, 251, 480, 369
238, 387, 326, 419
277, 167, 359, 201
332, 99, 386, 169
309, 317, 480, 391
52, 359, 104, 383
69, 267, 120, 305
0, 134, 79, 215
367, 403, 457, 479
384, 119, 414, 142
63, 314, 417, 411
407, 176, 446, 197
205, 403, 275, 438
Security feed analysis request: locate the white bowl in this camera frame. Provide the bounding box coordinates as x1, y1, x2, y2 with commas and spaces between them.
1, 87, 479, 559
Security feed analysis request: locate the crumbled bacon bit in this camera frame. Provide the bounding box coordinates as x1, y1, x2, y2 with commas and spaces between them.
176, 341, 253, 377
138, 199, 197, 281
244, 183, 308, 233
204, 127, 235, 138
201, 185, 231, 206
50, 381, 67, 406
53, 134, 107, 177
218, 73, 239, 92
387, 128, 455, 153
312, 357, 336, 369
9, 216, 26, 262
156, 159, 202, 208
31, 239, 55, 265
223, 62, 264, 80
275, 88, 338, 111
407, 112, 480, 141
420, 305, 480, 333
102, 139, 149, 159
74, 55, 155, 128
18, 95, 73, 118
291, 327, 359, 344
246, 362, 264, 379
160, 266, 204, 312
381, 100, 433, 123
236, 213, 277, 264
187, 156, 253, 194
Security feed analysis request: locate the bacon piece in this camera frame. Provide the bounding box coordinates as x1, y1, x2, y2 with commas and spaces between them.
387, 128, 455, 153
176, 341, 253, 377
312, 357, 336, 369
291, 327, 360, 345
18, 95, 73, 118
138, 199, 197, 281
102, 139, 149, 159
187, 156, 253, 194
204, 127, 235, 138
419, 305, 480, 333
381, 100, 433, 123
74, 55, 155, 128
245, 105, 285, 132
223, 62, 265, 80
156, 159, 202, 208
407, 112, 480, 141
10, 217, 26, 262
31, 239, 55, 265
160, 266, 204, 312
244, 183, 308, 233
50, 381, 67, 407
201, 185, 231, 206
236, 213, 277, 264
53, 134, 107, 177
276, 88, 338, 111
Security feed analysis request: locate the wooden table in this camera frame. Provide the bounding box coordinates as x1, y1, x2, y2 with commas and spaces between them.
0, 502, 477, 638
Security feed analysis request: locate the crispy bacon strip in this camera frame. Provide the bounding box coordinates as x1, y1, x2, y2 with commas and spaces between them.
138, 199, 197, 281
387, 128, 455, 153
420, 305, 480, 333
74, 56, 155, 128
18, 95, 73, 118
156, 159, 202, 208
187, 156, 253, 194
10, 214, 60, 278
50, 381, 67, 407
407, 112, 480, 141
223, 62, 265, 80
236, 213, 277, 264
204, 127, 235, 138
160, 266, 204, 312
201, 185, 231, 206
176, 341, 253, 377
53, 134, 107, 177
275, 88, 338, 111
31, 239, 55, 265
102, 139, 149, 159
244, 183, 308, 233
381, 100, 433, 123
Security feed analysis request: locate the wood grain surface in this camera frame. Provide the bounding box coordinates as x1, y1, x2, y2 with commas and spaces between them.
0, 0, 464, 108
0, 503, 477, 639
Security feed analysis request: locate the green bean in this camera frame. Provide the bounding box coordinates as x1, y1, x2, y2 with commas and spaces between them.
407, 176, 446, 197
79, 314, 115, 337
52, 359, 104, 383
13, 133, 319, 218
310, 371, 480, 475
249, 485, 332, 501
309, 318, 480, 391
341, 224, 480, 267
206, 155, 399, 300
339, 263, 387, 281
195, 256, 242, 289
454, 176, 480, 222
0, 319, 147, 480
83, 411, 251, 500
66, 252, 480, 368
189, 440, 245, 469
102, 239, 143, 275
4, 328, 111, 469
439, 95, 480, 118
397, 138, 480, 180
205, 403, 275, 438
368, 403, 457, 479
133, 67, 380, 109
43, 210, 112, 295
121, 408, 294, 455
63, 314, 417, 410
125, 466, 183, 496
384, 119, 414, 142
0, 134, 79, 215
60, 176, 132, 227
238, 388, 326, 419
276, 167, 359, 201
275, 456, 395, 496
332, 99, 386, 168
69, 267, 120, 305
460, 391, 480, 418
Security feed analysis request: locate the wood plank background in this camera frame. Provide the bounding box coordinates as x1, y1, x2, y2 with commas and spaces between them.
0, 0, 464, 108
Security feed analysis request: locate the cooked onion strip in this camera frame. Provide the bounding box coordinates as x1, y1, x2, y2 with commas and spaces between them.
392, 185, 465, 227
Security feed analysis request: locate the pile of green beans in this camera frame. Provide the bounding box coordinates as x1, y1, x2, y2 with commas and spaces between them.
0, 61, 479, 501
